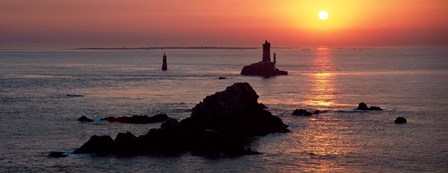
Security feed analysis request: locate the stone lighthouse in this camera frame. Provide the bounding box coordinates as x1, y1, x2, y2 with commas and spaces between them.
262, 40, 271, 63
162, 53, 168, 71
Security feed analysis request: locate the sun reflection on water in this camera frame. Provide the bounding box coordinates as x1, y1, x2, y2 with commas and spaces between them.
305, 48, 336, 109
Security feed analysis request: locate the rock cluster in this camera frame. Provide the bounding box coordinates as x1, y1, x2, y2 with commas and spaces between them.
77, 114, 171, 124
355, 102, 383, 111
73, 82, 289, 157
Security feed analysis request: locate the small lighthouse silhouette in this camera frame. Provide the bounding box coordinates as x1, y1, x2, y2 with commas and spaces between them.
162, 53, 168, 71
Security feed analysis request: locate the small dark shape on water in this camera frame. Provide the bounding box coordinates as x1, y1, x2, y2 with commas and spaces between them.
78, 116, 93, 123
292, 109, 313, 116
355, 102, 383, 111
102, 114, 171, 124
395, 117, 407, 124
71, 82, 288, 157
218, 76, 226, 80
48, 151, 68, 158
66, 94, 83, 98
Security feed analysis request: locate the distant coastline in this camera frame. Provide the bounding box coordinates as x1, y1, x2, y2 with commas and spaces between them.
75, 46, 259, 50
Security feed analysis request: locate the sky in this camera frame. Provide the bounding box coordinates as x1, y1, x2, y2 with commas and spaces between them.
1, 0, 447, 49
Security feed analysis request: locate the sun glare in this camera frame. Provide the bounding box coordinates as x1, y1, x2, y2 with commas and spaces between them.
319, 10, 329, 20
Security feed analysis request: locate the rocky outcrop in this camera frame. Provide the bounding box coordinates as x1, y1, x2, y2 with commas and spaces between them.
241, 62, 288, 77
355, 102, 383, 111
78, 116, 93, 122
292, 109, 313, 116
394, 117, 407, 124
73, 82, 289, 157
78, 114, 171, 124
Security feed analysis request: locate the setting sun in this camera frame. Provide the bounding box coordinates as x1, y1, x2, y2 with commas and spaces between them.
319, 10, 329, 20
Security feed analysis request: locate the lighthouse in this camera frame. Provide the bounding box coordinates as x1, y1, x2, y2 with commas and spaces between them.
162, 53, 168, 71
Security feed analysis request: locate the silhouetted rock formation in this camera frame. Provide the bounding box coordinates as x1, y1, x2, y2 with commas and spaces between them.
218, 76, 226, 80
355, 102, 383, 111
74, 135, 115, 154
292, 109, 313, 116
78, 116, 93, 122
73, 82, 288, 157
78, 114, 171, 124
241, 40, 288, 77
102, 114, 171, 124
395, 117, 407, 124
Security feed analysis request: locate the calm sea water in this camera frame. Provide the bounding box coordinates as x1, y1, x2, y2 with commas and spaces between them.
0, 48, 447, 172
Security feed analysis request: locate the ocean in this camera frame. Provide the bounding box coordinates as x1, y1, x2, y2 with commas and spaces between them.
0, 47, 447, 172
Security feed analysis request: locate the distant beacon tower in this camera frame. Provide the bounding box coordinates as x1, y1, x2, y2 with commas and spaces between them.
262, 40, 271, 63
162, 53, 168, 71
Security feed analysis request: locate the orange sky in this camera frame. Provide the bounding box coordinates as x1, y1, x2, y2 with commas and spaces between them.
1, 0, 447, 48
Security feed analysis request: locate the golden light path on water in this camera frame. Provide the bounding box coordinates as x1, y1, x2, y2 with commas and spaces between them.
285, 48, 358, 172
305, 47, 336, 108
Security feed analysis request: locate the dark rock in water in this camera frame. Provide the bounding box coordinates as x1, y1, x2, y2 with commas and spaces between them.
241, 62, 288, 77
48, 151, 68, 158
66, 94, 83, 98
218, 76, 226, 80
355, 102, 383, 111
369, 106, 383, 111
74, 135, 115, 154
102, 114, 170, 124
73, 82, 288, 157
313, 110, 328, 114
241, 41, 288, 77
395, 117, 407, 124
78, 116, 93, 123
183, 82, 289, 136
356, 102, 369, 110
292, 109, 313, 116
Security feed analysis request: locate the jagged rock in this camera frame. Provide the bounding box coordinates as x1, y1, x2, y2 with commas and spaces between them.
395, 117, 407, 124
182, 82, 289, 136
218, 76, 226, 80
74, 135, 115, 154
72, 83, 288, 157
78, 116, 93, 122
355, 102, 383, 111
292, 109, 313, 116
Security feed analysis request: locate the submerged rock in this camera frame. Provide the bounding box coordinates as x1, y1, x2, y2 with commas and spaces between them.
72, 82, 289, 157
78, 116, 93, 123
292, 109, 313, 116
395, 117, 407, 124
48, 151, 68, 158
355, 102, 383, 111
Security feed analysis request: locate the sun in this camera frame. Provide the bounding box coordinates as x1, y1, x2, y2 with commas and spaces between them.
318, 10, 329, 20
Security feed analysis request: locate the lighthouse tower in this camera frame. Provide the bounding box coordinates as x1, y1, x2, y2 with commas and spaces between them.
262, 40, 271, 63
162, 53, 168, 71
